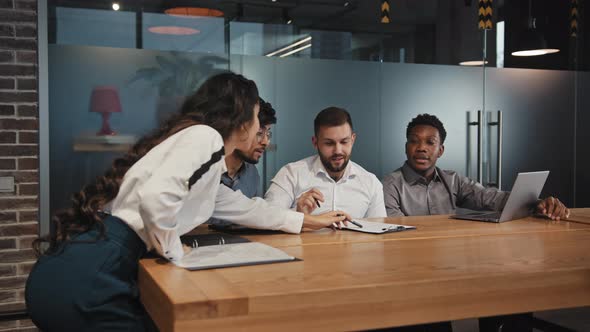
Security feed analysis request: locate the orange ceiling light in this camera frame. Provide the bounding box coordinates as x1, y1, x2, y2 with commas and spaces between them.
148, 26, 200, 35
164, 7, 224, 18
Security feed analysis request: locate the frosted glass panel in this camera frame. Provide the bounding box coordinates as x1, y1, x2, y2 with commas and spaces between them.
234, 56, 486, 187
229, 22, 301, 57
48, 45, 228, 213
379, 63, 483, 179
231, 56, 578, 207
55, 8, 135, 48
232, 55, 381, 183
42, 2, 588, 241
46, 49, 582, 219
486, 68, 576, 204
273, 58, 381, 175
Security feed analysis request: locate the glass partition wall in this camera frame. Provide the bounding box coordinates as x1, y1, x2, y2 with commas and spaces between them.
42, 0, 589, 235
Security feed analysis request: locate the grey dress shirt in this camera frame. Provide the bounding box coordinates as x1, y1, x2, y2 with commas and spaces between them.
208, 162, 261, 225
220, 162, 261, 198
382, 162, 509, 217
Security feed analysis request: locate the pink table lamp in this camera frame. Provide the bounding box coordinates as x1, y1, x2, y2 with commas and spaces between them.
90, 86, 122, 136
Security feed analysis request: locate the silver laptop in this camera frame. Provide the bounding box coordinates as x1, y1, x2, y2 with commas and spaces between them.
451, 171, 549, 223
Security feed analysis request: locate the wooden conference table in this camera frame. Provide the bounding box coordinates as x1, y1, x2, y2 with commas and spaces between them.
139, 209, 590, 332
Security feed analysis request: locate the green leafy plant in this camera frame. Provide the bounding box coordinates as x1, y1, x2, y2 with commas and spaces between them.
129, 51, 228, 97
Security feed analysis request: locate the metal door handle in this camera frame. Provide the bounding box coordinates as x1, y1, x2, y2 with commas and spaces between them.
468, 110, 483, 184
486, 110, 503, 189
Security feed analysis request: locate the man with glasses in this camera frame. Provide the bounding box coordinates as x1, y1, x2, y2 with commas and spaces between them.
221, 97, 275, 197
206, 98, 276, 228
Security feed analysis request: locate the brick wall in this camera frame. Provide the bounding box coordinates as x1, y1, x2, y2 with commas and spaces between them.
0, 0, 39, 331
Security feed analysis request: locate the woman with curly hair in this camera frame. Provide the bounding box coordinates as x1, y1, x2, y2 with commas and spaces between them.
25, 72, 349, 331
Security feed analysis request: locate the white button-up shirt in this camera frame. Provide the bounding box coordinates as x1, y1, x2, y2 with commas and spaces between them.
110, 125, 303, 262
265, 155, 386, 218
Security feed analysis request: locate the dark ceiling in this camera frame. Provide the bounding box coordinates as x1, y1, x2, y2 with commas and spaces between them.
49, 0, 440, 34
48, 0, 589, 70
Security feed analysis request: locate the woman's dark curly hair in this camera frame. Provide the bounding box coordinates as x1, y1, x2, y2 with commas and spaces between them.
34, 72, 259, 255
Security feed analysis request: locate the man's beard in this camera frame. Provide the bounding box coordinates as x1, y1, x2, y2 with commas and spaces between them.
234, 149, 259, 164
318, 150, 350, 173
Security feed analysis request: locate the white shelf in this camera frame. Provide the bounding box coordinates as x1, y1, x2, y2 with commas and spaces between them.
73, 133, 137, 152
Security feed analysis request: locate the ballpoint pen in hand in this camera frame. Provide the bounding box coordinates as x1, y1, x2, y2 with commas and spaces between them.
314, 198, 321, 208
334, 213, 363, 228
349, 220, 363, 228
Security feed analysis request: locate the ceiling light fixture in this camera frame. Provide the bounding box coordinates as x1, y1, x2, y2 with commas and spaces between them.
512, 49, 559, 57
279, 43, 312, 57
265, 36, 312, 57
457, 0, 491, 66
283, 9, 293, 25
459, 60, 489, 66
148, 26, 200, 35
112, 2, 120, 11
511, 0, 559, 57
164, 7, 224, 18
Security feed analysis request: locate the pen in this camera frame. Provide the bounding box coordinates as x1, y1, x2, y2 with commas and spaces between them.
349, 220, 363, 228
314, 198, 321, 208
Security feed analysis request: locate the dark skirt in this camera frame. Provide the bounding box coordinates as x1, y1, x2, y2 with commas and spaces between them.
25, 215, 157, 331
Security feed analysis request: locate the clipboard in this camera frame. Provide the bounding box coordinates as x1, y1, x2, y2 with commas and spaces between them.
342, 220, 416, 234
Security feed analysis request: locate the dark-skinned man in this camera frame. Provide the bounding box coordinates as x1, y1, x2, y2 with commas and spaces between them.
382, 113, 569, 332
383, 113, 569, 221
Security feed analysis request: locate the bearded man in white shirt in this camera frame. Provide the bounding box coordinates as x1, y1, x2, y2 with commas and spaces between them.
265, 107, 386, 218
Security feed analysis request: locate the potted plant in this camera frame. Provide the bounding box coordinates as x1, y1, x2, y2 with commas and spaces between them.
129, 51, 228, 122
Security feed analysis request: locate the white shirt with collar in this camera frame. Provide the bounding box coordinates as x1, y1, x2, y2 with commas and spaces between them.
265, 155, 386, 218
110, 124, 303, 263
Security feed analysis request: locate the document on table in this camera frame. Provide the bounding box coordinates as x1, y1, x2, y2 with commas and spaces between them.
342, 219, 416, 234
180, 233, 250, 247
175, 242, 298, 271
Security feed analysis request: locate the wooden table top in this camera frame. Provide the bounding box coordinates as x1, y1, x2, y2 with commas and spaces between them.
139, 210, 590, 332
568, 208, 590, 224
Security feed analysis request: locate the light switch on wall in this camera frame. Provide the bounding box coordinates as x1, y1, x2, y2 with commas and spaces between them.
0, 176, 15, 193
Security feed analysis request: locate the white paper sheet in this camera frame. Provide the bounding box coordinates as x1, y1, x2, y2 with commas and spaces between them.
175, 242, 296, 270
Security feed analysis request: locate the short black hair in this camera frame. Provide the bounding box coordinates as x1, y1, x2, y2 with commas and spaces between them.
406, 114, 447, 143
258, 97, 277, 127
314, 107, 353, 136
